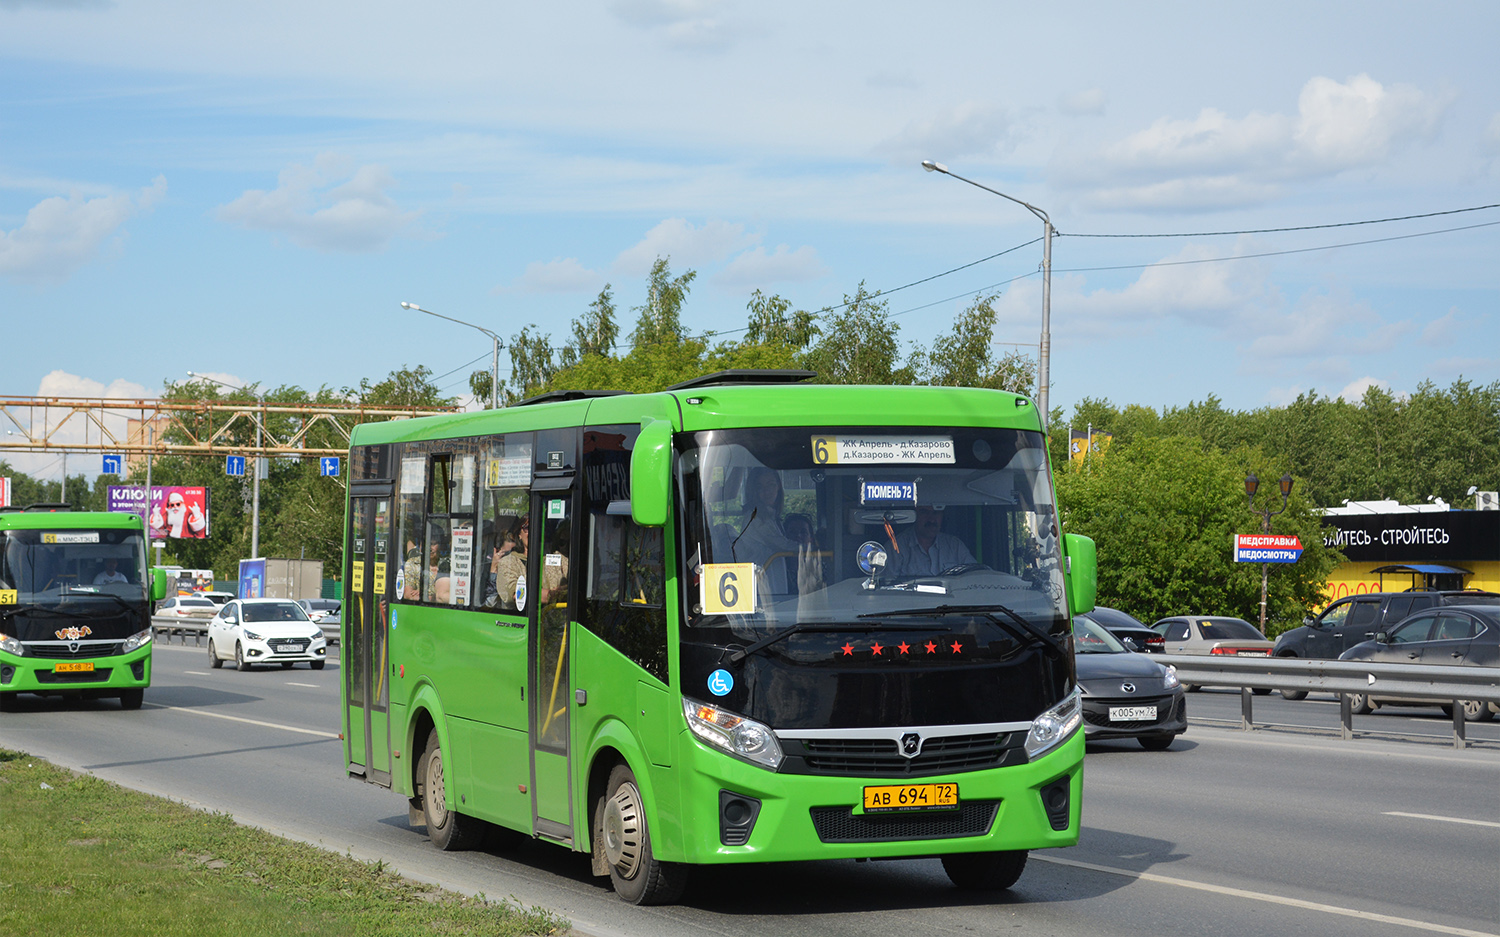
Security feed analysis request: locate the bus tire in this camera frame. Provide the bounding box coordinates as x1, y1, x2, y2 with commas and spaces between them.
208, 639, 223, 669
119, 689, 144, 710
419, 730, 485, 851
0, 692, 17, 712
598, 763, 686, 905
942, 849, 1028, 890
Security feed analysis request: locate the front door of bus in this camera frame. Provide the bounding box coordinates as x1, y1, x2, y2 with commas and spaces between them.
345, 489, 393, 786
528, 487, 574, 841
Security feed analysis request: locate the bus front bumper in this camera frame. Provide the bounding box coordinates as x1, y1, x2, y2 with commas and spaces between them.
0, 644, 152, 696
664, 728, 1083, 865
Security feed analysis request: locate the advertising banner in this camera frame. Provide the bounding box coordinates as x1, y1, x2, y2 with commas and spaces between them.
238, 558, 267, 600
108, 485, 211, 540
1233, 533, 1303, 563
0, 476, 9, 507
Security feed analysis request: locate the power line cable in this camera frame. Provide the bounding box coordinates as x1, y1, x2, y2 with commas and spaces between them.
1062, 202, 1500, 239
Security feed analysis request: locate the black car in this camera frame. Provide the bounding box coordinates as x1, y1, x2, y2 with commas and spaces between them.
1073, 616, 1186, 750
1079, 606, 1164, 653
1338, 604, 1500, 721
1273, 590, 1500, 700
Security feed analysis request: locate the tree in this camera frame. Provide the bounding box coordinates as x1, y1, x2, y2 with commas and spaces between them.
915, 294, 1035, 395
630, 258, 695, 350
801, 282, 913, 385
744, 289, 818, 350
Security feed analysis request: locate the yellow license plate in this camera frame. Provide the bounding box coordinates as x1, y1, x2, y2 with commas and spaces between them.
862, 782, 959, 813
55, 662, 95, 673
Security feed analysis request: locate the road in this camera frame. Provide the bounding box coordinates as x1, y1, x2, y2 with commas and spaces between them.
2, 643, 1497, 937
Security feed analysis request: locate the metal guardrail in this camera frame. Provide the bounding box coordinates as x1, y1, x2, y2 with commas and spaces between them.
1158, 653, 1500, 749
150, 616, 339, 646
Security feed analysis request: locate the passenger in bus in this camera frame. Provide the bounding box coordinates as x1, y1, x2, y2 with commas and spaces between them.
486, 517, 529, 611
732, 467, 802, 592
886, 504, 976, 577
93, 557, 129, 584
433, 575, 452, 604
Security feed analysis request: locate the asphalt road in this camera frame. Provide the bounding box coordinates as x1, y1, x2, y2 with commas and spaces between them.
2, 643, 1497, 937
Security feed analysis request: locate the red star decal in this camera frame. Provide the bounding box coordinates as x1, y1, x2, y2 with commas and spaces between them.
950, 640, 964, 654
925, 641, 938, 654
897, 642, 911, 655
870, 642, 884, 656
841, 643, 855, 656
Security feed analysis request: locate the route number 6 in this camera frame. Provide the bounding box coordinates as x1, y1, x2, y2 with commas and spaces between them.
702, 563, 756, 615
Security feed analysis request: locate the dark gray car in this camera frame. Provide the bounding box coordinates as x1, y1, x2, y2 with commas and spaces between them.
1074, 617, 1186, 750
1338, 604, 1500, 721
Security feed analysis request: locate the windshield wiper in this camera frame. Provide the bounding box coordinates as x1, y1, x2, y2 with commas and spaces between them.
859, 603, 1066, 658
728, 621, 945, 663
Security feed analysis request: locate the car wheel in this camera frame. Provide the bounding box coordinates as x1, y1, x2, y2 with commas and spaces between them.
118, 689, 144, 710
208, 639, 223, 669
1459, 700, 1492, 722
1138, 735, 1174, 751
1252, 687, 1271, 696
1183, 684, 1200, 693
1346, 692, 1375, 715
235, 642, 252, 672
942, 850, 1028, 891
280, 661, 293, 669
597, 762, 687, 905
310, 660, 326, 671
419, 729, 486, 852
1280, 688, 1307, 701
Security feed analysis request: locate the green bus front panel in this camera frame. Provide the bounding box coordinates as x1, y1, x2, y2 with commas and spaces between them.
653, 728, 1084, 866
0, 644, 151, 697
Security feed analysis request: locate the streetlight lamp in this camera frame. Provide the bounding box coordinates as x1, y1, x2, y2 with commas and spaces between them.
922, 159, 1054, 424
188, 371, 264, 559
401, 302, 503, 410
1245, 472, 1294, 631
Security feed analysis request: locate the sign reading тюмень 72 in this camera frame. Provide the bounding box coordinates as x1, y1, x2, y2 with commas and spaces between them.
1233, 534, 1303, 563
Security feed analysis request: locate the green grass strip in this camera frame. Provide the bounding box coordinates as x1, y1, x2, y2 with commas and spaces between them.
0, 749, 569, 937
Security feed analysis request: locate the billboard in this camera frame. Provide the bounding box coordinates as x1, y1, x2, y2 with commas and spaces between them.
238, 558, 267, 599
1233, 533, 1303, 563
108, 485, 211, 540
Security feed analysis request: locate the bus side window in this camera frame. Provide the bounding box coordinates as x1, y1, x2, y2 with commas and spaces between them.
396, 448, 428, 602
480, 433, 532, 613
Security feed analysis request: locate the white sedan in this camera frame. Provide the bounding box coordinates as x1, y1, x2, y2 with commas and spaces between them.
207, 599, 329, 671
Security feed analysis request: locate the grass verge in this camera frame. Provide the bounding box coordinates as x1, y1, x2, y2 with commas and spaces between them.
0, 748, 569, 937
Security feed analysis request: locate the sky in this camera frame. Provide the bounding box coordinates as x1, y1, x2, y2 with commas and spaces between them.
1, 1, 1497, 482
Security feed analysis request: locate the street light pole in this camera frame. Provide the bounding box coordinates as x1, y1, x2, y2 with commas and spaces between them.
922, 159, 1054, 424
1245, 472, 1294, 631
401, 302, 504, 409
188, 371, 263, 558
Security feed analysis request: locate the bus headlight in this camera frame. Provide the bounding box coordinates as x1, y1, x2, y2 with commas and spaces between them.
0, 633, 23, 656
120, 628, 153, 654
1024, 689, 1082, 761
683, 698, 783, 770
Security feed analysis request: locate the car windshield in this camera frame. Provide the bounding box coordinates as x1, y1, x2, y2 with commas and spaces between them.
676, 426, 1069, 640
0, 529, 147, 601
1073, 616, 1128, 653
243, 602, 311, 622
1198, 619, 1265, 640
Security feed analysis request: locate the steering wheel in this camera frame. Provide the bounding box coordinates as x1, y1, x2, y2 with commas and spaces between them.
939, 563, 992, 576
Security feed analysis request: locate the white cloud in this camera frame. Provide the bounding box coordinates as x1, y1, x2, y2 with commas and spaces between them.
512, 257, 603, 293
1245, 290, 1411, 360
0, 176, 165, 283
1058, 89, 1106, 117
612, 217, 755, 276
216, 154, 419, 253
609, 0, 737, 49
1336, 376, 1391, 402
714, 244, 827, 289
879, 102, 1021, 164
0, 371, 160, 478
1060, 74, 1449, 210
1419, 308, 1462, 347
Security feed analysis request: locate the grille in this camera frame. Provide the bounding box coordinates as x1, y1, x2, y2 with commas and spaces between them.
810, 800, 999, 843
1083, 696, 1177, 730
36, 668, 113, 684
25, 642, 123, 660
790, 732, 1021, 777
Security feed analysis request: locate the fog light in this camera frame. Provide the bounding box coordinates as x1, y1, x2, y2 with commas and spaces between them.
1039, 776, 1071, 831
719, 790, 762, 846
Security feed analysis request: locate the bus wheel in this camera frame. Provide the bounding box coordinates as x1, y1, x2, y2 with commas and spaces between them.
598, 763, 686, 905
119, 689, 144, 710
0, 692, 17, 712
419, 730, 485, 851
942, 850, 1028, 890
208, 639, 223, 669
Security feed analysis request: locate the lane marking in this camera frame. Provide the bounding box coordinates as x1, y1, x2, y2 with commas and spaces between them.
1033, 854, 1498, 937
182, 671, 209, 676
1384, 811, 1500, 829
286, 682, 318, 688
142, 702, 338, 739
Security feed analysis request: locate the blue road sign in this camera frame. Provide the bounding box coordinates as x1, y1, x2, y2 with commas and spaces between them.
102, 453, 123, 475
320, 457, 340, 477
226, 455, 246, 477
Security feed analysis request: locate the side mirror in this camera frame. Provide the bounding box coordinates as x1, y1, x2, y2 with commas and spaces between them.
1375, 631, 1388, 644
150, 567, 168, 602
630, 419, 673, 528
1062, 533, 1097, 616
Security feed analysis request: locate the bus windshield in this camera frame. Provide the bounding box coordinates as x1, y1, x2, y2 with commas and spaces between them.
677, 426, 1068, 638
0, 528, 147, 601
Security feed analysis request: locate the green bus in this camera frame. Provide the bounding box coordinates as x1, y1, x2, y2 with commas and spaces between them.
341, 372, 1096, 904
0, 505, 166, 711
